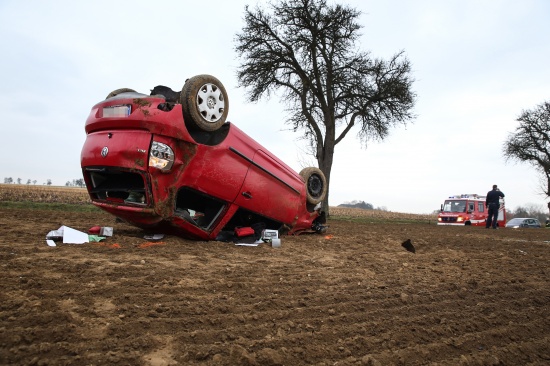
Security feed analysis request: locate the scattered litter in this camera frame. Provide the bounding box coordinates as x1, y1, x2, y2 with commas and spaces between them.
215, 223, 269, 244
324, 235, 333, 240
402, 239, 416, 253
46, 228, 63, 241
235, 226, 255, 237
89, 226, 113, 236
261, 229, 279, 241
47, 225, 115, 246
518, 250, 527, 255
138, 241, 166, 249
88, 235, 107, 242
94, 242, 121, 249
234, 238, 281, 247
63, 226, 89, 244
259, 229, 282, 248
235, 242, 262, 247
100, 227, 113, 236
143, 234, 164, 241
88, 226, 101, 234
46, 226, 89, 244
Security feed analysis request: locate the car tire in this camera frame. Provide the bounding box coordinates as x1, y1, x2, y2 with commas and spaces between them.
105, 88, 136, 99
299, 167, 327, 205
179, 75, 229, 132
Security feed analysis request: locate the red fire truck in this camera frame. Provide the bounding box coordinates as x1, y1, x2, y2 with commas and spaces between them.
437, 194, 506, 227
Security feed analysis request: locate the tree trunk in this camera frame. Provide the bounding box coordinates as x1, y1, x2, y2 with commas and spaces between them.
318, 142, 335, 217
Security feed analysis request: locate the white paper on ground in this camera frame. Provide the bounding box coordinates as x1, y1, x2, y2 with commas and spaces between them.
144, 234, 164, 241
61, 226, 89, 244
234, 240, 264, 247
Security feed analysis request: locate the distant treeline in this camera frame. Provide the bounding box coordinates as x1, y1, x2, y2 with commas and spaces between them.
338, 200, 375, 210
3, 177, 84, 187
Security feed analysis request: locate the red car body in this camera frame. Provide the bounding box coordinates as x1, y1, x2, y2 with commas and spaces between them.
81, 78, 326, 240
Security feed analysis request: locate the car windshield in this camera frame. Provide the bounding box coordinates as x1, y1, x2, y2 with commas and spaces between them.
442, 200, 466, 213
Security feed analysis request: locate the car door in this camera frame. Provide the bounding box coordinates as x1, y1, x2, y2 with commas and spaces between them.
234, 149, 303, 224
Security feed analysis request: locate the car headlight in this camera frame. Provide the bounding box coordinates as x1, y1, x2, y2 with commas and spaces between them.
457, 217, 464, 222
149, 141, 174, 172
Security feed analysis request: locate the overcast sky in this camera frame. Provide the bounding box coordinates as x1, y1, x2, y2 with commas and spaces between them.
1, 0, 549, 214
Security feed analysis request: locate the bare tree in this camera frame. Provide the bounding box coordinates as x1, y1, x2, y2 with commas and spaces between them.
503, 101, 550, 197
235, 0, 416, 213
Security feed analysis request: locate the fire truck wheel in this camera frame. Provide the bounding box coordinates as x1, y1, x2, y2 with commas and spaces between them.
105, 88, 136, 99
299, 167, 327, 205
179, 75, 229, 132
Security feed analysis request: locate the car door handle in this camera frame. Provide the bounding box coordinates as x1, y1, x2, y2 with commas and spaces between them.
241, 191, 252, 199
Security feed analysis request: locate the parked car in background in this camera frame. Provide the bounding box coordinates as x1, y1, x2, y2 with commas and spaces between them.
81, 74, 328, 240
505, 218, 542, 228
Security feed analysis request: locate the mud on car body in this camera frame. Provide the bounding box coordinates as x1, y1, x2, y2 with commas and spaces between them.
81, 75, 327, 240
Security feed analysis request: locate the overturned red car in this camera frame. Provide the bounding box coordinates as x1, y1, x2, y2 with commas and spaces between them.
81, 75, 327, 240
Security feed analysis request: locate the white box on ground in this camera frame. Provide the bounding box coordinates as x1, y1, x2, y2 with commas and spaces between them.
262, 229, 279, 240
100, 227, 113, 236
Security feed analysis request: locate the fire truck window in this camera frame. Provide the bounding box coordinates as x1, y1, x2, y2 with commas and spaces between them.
478, 202, 484, 212
468, 203, 474, 212
443, 200, 466, 212
454, 202, 465, 212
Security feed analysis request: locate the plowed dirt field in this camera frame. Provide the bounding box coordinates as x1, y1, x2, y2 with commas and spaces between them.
1, 206, 549, 365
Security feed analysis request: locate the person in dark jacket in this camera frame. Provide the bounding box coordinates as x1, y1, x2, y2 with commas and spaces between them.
485, 185, 505, 229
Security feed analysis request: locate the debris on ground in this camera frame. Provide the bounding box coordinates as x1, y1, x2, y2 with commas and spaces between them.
402, 239, 416, 253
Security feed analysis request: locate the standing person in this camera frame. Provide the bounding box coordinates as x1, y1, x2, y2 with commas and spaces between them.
485, 185, 505, 229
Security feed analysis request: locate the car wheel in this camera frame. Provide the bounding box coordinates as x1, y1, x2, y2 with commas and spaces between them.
179, 75, 228, 132
299, 167, 327, 205
105, 88, 136, 99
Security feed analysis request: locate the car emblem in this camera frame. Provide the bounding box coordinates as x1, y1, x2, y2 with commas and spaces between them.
101, 147, 109, 157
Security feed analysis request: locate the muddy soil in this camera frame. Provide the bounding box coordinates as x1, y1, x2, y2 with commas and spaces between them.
1, 207, 549, 365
